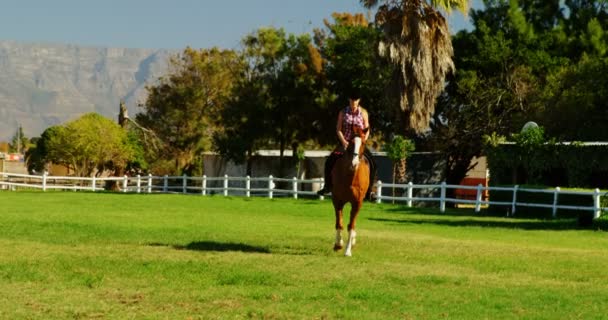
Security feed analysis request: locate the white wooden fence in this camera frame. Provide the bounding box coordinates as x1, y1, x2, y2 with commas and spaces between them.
1, 172, 606, 219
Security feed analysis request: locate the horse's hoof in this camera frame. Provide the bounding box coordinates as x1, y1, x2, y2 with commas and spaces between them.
333, 244, 343, 251
344, 251, 352, 257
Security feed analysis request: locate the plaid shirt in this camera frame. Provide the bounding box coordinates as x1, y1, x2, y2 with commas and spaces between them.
342, 106, 365, 142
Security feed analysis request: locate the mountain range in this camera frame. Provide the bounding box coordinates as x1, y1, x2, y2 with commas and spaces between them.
0, 40, 173, 142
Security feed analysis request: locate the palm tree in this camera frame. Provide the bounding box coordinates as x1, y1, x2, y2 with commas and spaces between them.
362, 0, 469, 184
361, 0, 469, 133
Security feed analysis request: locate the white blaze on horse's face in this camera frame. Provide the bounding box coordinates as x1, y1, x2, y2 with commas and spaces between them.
351, 136, 362, 167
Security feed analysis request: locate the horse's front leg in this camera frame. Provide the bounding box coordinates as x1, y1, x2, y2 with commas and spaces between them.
333, 202, 345, 251
344, 201, 362, 257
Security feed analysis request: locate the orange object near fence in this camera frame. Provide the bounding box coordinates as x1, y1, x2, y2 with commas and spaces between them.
454, 177, 489, 200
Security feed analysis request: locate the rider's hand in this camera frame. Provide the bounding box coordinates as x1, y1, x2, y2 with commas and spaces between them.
342, 141, 349, 149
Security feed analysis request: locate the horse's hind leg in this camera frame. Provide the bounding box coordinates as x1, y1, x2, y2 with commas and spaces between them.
333, 202, 345, 251
344, 201, 361, 257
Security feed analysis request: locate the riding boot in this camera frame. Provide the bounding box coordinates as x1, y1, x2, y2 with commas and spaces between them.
317, 152, 340, 195
364, 149, 377, 201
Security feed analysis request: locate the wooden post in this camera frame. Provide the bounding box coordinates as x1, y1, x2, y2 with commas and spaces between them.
475, 184, 483, 213
42, 171, 48, 192
376, 181, 382, 204
293, 177, 298, 199
202, 175, 207, 195
552, 187, 560, 218
136, 175, 141, 193
319, 178, 324, 201
511, 185, 519, 216
594, 188, 602, 219
147, 174, 152, 193
268, 175, 274, 199
182, 174, 187, 194
224, 175, 229, 196
163, 175, 168, 193
440, 182, 446, 213
246, 176, 250, 197
123, 175, 128, 193
407, 182, 413, 207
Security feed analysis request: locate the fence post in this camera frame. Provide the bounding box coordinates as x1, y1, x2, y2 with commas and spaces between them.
407, 182, 413, 207
594, 188, 601, 219
202, 175, 207, 195
293, 177, 298, 199
123, 175, 128, 193
318, 178, 324, 200
42, 171, 48, 192
182, 174, 187, 194
223, 175, 229, 196
92, 175, 96, 192
511, 185, 519, 216
147, 174, 152, 193
268, 175, 274, 199
136, 175, 141, 193
163, 175, 168, 193
475, 184, 483, 213
552, 187, 560, 218
376, 181, 382, 204
246, 176, 250, 197
440, 182, 446, 213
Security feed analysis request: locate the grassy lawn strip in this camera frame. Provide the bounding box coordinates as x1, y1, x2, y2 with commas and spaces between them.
1, 191, 607, 319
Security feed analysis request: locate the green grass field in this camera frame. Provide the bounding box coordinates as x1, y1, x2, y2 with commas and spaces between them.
1, 191, 608, 319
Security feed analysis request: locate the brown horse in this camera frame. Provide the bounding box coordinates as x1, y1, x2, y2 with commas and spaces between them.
331, 126, 370, 256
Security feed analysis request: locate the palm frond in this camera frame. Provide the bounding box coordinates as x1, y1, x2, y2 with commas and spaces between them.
376, 1, 455, 133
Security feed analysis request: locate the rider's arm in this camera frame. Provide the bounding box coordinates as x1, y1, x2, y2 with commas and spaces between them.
336, 111, 348, 148
362, 109, 370, 140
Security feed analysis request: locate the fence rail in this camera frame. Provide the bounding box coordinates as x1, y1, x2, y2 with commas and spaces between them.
1, 172, 606, 219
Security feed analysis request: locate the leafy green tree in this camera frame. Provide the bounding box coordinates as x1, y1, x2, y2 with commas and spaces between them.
25, 126, 62, 173
384, 135, 415, 200
541, 56, 608, 140
214, 77, 267, 175
269, 30, 326, 172
315, 13, 396, 144
427, 0, 608, 192
137, 47, 243, 175
215, 27, 327, 176
29, 113, 134, 177
427, 0, 547, 194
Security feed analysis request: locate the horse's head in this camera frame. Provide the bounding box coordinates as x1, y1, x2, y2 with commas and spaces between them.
347, 127, 368, 168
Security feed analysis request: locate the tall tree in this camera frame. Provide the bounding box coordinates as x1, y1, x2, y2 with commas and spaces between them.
9, 125, 28, 154
427, 0, 546, 196
137, 47, 243, 175
215, 28, 327, 176
428, 0, 608, 194
360, 0, 470, 134
213, 75, 267, 175
316, 13, 396, 145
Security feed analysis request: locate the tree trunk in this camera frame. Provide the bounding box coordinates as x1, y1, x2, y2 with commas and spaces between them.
396, 157, 407, 184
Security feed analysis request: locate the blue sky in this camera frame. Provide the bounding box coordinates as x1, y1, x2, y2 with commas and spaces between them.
0, 0, 481, 50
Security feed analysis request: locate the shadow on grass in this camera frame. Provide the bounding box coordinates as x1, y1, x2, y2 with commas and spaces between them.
383, 205, 489, 217
149, 241, 270, 253
368, 217, 608, 231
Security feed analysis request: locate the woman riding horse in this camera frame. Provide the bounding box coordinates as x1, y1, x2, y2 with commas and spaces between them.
316, 90, 376, 199
330, 126, 370, 256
